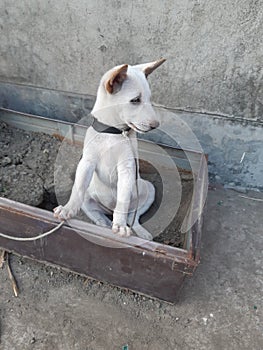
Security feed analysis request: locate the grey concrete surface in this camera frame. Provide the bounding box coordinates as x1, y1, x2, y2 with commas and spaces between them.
1, 0, 263, 122
174, 112, 263, 189
142, 108, 263, 189
1, 187, 262, 350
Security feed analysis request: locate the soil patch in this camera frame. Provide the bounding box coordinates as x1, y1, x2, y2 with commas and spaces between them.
0, 123, 193, 247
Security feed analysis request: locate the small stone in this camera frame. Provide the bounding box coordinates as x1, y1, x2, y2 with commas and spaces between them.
2, 157, 12, 166
30, 337, 36, 344
156, 302, 161, 308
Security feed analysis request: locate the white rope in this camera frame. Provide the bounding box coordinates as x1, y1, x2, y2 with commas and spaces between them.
0, 221, 64, 241
239, 195, 263, 202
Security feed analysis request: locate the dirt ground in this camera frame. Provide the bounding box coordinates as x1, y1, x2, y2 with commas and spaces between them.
0, 187, 262, 349
0, 122, 60, 209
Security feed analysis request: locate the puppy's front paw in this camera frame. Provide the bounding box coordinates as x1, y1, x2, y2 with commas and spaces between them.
53, 205, 76, 220
112, 223, 132, 237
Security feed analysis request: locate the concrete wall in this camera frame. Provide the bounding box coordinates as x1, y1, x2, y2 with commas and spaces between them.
1, 0, 263, 121
0, 0, 263, 188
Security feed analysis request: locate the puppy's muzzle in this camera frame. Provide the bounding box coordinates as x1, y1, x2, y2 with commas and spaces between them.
128, 120, 160, 133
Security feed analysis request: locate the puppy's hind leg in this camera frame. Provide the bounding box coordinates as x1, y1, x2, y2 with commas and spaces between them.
128, 179, 155, 240
131, 221, 153, 241
81, 198, 112, 228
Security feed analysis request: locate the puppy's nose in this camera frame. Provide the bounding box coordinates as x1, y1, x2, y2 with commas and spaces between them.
149, 120, 160, 129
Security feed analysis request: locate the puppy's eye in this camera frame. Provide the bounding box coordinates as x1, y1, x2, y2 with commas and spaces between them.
130, 96, 141, 104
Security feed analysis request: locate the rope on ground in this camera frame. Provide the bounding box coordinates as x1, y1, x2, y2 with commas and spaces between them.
239, 195, 263, 202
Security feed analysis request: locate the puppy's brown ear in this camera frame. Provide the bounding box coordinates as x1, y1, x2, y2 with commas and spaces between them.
135, 58, 166, 78
105, 64, 128, 94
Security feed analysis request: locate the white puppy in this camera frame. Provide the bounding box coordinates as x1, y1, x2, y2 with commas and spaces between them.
54, 58, 166, 240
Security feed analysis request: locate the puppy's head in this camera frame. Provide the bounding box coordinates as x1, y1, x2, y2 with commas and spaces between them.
92, 58, 166, 132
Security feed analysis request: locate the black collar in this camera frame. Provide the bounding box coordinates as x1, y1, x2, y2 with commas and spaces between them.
91, 116, 131, 134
